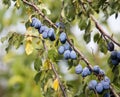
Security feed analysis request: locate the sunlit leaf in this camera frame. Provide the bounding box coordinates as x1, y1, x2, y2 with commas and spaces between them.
25, 41, 33, 55
43, 59, 51, 70
53, 78, 59, 91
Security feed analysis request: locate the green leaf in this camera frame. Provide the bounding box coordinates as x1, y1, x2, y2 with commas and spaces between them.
83, 20, 91, 43
64, 4, 76, 21
98, 38, 107, 54
34, 72, 42, 84
5, 32, 24, 52
112, 66, 120, 87
107, 56, 113, 68
34, 57, 42, 71
93, 33, 100, 42
78, 16, 87, 30
25, 20, 31, 29
48, 49, 58, 61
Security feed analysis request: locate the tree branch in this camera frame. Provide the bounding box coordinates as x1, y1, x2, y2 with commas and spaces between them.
22, 0, 119, 97
90, 14, 120, 47
50, 62, 67, 97
22, 0, 57, 29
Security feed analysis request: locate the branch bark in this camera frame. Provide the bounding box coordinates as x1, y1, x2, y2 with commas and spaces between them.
90, 14, 120, 47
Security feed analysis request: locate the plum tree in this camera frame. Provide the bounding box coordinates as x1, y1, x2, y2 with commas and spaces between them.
0, 0, 120, 97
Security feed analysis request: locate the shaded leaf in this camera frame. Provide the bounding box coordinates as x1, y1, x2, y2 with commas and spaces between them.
98, 38, 107, 54
34, 57, 42, 71
93, 33, 100, 42
83, 20, 91, 44
34, 72, 42, 84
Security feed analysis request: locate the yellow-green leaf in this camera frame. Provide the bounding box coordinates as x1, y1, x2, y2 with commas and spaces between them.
53, 78, 59, 91
43, 59, 51, 70
25, 41, 33, 55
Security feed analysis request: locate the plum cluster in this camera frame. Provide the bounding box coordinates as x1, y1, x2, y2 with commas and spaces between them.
31, 17, 56, 41
88, 76, 110, 94
75, 64, 110, 94
75, 64, 105, 77
107, 42, 120, 66
58, 32, 77, 60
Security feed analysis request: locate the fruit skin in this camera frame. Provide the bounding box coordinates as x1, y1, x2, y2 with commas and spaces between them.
70, 50, 77, 59
75, 64, 83, 74
48, 28, 56, 41
117, 51, 120, 61
101, 81, 110, 90
107, 42, 114, 51
31, 17, 42, 29
103, 92, 110, 97
99, 69, 105, 75
88, 80, 97, 90
104, 76, 110, 84
63, 50, 70, 59
64, 42, 72, 51
111, 59, 119, 66
81, 67, 91, 77
111, 51, 117, 59
55, 22, 65, 29
93, 65, 100, 74
59, 32, 67, 44
58, 46, 65, 55
38, 25, 47, 34
42, 31, 48, 39
95, 83, 103, 94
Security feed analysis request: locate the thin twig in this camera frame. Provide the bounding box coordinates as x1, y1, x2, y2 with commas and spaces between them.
22, 0, 57, 29
25, 34, 47, 50
110, 85, 119, 97
50, 62, 67, 97
90, 14, 120, 47
22, 0, 119, 97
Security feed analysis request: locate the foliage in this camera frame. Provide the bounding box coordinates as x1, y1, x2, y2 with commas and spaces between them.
0, 0, 120, 97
